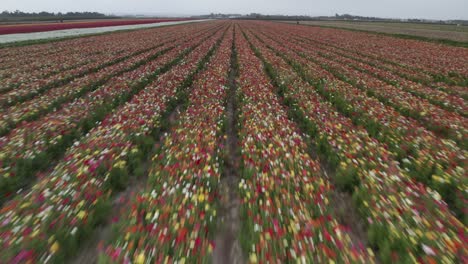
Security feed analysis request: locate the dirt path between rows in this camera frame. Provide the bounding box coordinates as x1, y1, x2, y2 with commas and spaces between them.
70, 106, 183, 264
212, 27, 244, 264
70, 177, 145, 264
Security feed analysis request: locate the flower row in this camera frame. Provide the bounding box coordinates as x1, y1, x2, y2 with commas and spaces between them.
249, 26, 466, 221
0, 20, 205, 69
0, 28, 185, 107
0, 24, 217, 136
0, 23, 226, 263
0, 23, 211, 94
0, 26, 222, 201
257, 22, 468, 86
240, 24, 466, 263
101, 26, 233, 264
301, 40, 467, 115
1, 39, 136, 95
236, 28, 374, 263
261, 23, 466, 97
289, 23, 468, 82
285, 32, 467, 145
305, 39, 468, 99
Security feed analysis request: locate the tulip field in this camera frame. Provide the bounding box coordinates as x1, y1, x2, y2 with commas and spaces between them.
0, 18, 191, 35
0, 20, 466, 263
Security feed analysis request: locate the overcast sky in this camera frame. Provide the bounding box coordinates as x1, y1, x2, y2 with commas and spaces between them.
2, 0, 467, 20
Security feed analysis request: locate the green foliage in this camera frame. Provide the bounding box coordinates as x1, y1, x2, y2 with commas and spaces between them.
109, 167, 129, 191
335, 166, 359, 192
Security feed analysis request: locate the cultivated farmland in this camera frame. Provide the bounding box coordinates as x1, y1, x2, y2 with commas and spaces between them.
284, 20, 468, 43
0, 18, 192, 35
0, 20, 466, 263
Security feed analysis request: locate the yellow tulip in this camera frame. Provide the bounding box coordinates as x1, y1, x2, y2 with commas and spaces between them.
198, 193, 205, 202
77, 210, 87, 219
135, 252, 145, 264
249, 253, 258, 263
50, 241, 59, 254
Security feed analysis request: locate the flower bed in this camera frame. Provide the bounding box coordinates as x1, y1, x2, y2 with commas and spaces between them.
248, 26, 467, 221
0, 22, 211, 95
101, 26, 233, 264
240, 24, 466, 263
236, 28, 373, 263
0, 18, 192, 35
0, 24, 225, 263
0, 25, 222, 201
0, 24, 218, 136
303, 39, 468, 99
284, 33, 467, 145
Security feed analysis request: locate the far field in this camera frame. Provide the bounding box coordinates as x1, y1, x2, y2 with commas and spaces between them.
0, 18, 191, 35
283, 20, 468, 42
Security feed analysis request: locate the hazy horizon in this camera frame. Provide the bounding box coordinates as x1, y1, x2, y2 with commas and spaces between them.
2, 0, 468, 20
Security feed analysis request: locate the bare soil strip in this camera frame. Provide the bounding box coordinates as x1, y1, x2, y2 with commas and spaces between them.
70, 174, 146, 264
71, 107, 183, 264
212, 27, 244, 264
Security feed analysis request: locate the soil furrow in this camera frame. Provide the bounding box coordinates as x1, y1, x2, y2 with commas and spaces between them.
213, 26, 243, 264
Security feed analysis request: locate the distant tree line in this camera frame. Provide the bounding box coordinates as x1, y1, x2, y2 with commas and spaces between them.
332, 14, 466, 24
0, 10, 118, 22
191, 13, 242, 19
192, 12, 467, 25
